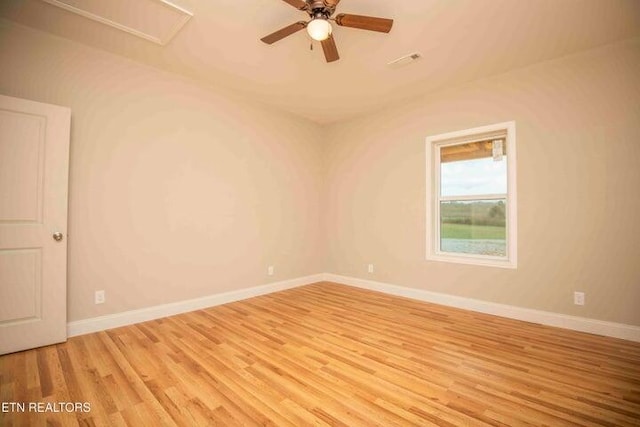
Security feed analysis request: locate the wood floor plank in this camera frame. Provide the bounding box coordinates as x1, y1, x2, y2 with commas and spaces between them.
1, 282, 639, 426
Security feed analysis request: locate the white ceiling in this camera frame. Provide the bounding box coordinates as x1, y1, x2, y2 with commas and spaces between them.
2, 0, 639, 124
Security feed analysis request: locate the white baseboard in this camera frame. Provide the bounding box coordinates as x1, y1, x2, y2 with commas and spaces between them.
67, 274, 324, 337
323, 273, 640, 342
68, 272, 640, 343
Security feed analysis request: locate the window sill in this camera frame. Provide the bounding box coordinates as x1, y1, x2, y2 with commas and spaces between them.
426, 253, 517, 269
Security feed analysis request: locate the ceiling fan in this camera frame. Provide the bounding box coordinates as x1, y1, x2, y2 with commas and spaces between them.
261, 0, 393, 63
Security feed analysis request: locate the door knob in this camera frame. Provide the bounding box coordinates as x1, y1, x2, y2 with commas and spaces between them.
53, 232, 64, 241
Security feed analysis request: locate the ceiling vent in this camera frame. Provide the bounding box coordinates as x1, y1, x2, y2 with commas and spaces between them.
387, 52, 422, 68
40, 0, 193, 45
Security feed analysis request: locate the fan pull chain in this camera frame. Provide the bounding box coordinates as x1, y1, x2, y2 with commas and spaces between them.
310, 42, 313, 51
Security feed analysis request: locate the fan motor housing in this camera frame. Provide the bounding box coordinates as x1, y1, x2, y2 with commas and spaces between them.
308, 1, 335, 18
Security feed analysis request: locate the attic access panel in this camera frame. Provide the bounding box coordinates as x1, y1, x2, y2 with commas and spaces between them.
41, 0, 192, 45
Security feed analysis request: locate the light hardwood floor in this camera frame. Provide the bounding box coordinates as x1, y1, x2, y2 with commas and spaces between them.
1, 282, 639, 426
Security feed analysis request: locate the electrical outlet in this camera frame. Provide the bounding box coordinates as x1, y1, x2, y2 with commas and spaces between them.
573, 291, 585, 306
368, 264, 374, 273
95, 290, 105, 305
268, 265, 274, 276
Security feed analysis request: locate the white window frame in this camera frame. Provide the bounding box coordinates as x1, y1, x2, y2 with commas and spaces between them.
426, 121, 517, 269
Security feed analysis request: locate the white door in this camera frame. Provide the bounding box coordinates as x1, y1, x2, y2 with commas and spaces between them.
0, 94, 71, 355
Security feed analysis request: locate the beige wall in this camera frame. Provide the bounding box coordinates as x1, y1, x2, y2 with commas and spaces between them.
324, 38, 640, 326
2, 20, 638, 327
0, 21, 324, 321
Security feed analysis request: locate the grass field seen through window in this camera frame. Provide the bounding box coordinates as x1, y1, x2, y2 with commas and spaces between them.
440, 223, 505, 240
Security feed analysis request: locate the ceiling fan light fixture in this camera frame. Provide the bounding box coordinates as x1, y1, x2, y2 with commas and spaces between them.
261, 0, 394, 63
307, 18, 332, 41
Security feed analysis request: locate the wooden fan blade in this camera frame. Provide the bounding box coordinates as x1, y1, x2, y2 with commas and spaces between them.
281, 0, 308, 10
261, 22, 306, 44
324, 0, 341, 7
335, 13, 393, 33
321, 34, 339, 62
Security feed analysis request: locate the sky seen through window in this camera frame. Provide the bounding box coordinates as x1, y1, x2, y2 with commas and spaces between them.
441, 157, 507, 197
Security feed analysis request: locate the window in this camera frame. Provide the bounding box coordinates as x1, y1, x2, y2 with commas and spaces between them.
426, 121, 517, 268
